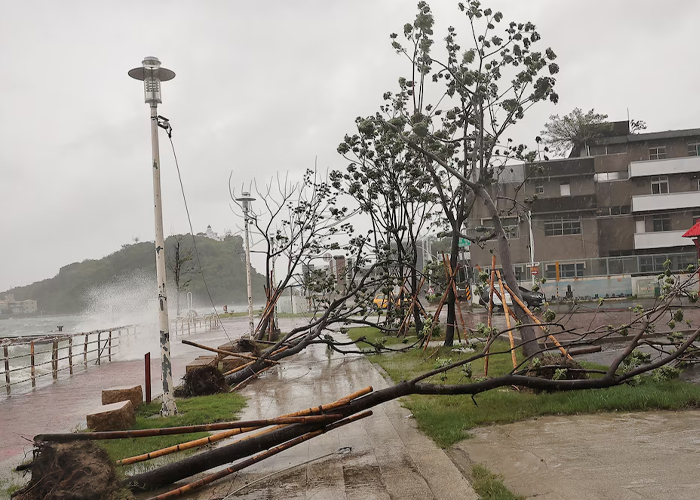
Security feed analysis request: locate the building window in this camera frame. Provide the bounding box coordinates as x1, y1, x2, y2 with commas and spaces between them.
594, 171, 629, 182
560, 183, 571, 196
652, 214, 671, 232
545, 263, 585, 279
535, 185, 544, 195
688, 143, 700, 157
596, 206, 631, 216
649, 146, 667, 160
651, 176, 669, 194
544, 217, 581, 236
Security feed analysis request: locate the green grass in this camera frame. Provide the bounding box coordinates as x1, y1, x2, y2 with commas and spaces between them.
471, 464, 524, 500
97, 393, 246, 462
346, 324, 418, 348
348, 326, 700, 448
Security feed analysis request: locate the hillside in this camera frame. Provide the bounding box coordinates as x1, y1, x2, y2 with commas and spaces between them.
3, 235, 266, 314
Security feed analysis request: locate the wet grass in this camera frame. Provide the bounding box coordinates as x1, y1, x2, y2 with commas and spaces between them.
346, 324, 418, 348
97, 393, 246, 463
470, 464, 524, 500
349, 326, 700, 448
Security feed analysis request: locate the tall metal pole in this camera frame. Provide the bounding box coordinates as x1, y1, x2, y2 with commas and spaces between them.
150, 103, 177, 416
528, 210, 536, 286
243, 208, 255, 336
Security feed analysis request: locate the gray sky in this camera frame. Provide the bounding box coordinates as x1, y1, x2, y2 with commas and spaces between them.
1, 0, 699, 292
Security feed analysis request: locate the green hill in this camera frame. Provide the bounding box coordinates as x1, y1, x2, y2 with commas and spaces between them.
2, 235, 266, 314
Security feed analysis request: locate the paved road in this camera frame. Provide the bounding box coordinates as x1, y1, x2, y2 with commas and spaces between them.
453, 410, 700, 500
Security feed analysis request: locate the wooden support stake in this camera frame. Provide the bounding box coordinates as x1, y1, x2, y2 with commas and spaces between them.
484, 255, 496, 377
496, 271, 518, 369
444, 256, 467, 342
4, 346, 10, 395
35, 414, 343, 442
30, 341, 36, 387
118, 386, 373, 466
502, 282, 573, 360
182, 340, 279, 364
145, 411, 373, 500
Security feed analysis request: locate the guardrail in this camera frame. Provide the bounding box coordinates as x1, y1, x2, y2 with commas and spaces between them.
171, 314, 220, 337
1, 325, 135, 396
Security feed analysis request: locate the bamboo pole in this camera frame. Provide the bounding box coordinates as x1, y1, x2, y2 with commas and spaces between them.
145, 411, 373, 500
182, 340, 279, 365
4, 346, 10, 395
30, 341, 35, 387
117, 386, 373, 466
484, 255, 496, 376
223, 346, 289, 377
398, 276, 425, 337
502, 282, 572, 360
496, 271, 518, 369
35, 415, 343, 443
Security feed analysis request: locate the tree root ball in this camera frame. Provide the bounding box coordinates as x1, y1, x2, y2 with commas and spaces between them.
522, 353, 588, 393
13, 442, 128, 500
174, 365, 229, 398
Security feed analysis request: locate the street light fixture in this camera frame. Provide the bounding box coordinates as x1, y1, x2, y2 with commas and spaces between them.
236, 192, 256, 337
128, 56, 177, 416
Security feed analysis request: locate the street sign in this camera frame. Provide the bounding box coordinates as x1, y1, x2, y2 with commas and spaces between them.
458, 238, 471, 248
531, 267, 539, 276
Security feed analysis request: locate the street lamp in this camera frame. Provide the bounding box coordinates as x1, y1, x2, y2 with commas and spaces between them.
236, 192, 256, 336
128, 56, 177, 416
526, 210, 536, 286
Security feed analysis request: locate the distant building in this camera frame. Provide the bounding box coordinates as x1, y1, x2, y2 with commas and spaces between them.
467, 123, 700, 297
0, 294, 37, 314
205, 225, 223, 241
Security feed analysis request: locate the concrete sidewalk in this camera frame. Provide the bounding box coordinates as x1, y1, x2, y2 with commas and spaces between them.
186, 333, 477, 500
454, 410, 700, 500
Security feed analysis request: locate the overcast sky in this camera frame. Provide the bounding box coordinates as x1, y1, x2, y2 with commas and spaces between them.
1, 0, 699, 292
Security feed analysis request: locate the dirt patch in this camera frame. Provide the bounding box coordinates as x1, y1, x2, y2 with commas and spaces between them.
13, 442, 128, 500
174, 366, 228, 398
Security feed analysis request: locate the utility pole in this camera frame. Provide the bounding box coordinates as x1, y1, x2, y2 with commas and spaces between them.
527, 210, 536, 286
128, 56, 177, 416
236, 192, 256, 336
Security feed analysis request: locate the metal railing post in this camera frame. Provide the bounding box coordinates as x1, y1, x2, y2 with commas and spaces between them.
3, 346, 10, 395
52, 341, 58, 379
30, 341, 36, 388
97, 332, 101, 365
84, 334, 88, 367
68, 337, 73, 375
108, 331, 112, 362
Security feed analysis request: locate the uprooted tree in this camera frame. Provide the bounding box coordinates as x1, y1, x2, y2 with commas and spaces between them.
19, 2, 700, 499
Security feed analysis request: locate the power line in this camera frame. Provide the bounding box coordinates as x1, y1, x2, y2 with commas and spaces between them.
164, 124, 234, 344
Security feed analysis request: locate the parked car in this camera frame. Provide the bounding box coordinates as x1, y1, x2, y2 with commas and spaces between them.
372, 293, 404, 309
479, 285, 544, 310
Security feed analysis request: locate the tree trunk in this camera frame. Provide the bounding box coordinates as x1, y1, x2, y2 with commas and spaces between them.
411, 266, 423, 334
475, 186, 541, 358
443, 222, 460, 346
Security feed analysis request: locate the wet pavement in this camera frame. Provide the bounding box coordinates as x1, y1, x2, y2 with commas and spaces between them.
1, 318, 477, 499
453, 410, 700, 500
182, 331, 477, 499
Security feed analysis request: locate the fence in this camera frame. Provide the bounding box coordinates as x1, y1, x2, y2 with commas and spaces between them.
480, 251, 699, 282
1, 326, 135, 396
170, 313, 221, 337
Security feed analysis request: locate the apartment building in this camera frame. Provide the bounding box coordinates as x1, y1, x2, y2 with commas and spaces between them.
468, 123, 700, 296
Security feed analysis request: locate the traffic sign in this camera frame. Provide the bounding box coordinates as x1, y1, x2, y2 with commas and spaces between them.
458, 238, 471, 248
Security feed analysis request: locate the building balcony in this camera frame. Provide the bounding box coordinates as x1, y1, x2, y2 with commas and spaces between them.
634, 230, 693, 250
531, 194, 596, 214
631, 191, 700, 212
629, 156, 700, 178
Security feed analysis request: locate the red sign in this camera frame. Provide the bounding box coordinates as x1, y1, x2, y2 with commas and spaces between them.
531, 267, 539, 275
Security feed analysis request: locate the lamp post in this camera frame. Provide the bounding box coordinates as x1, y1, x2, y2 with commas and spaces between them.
236, 192, 256, 336
527, 210, 536, 286
128, 56, 177, 416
